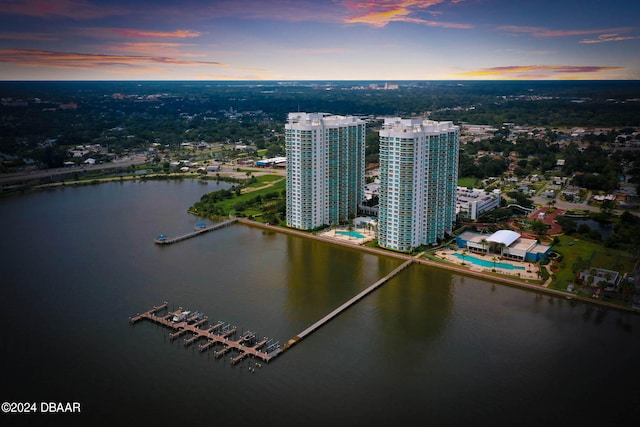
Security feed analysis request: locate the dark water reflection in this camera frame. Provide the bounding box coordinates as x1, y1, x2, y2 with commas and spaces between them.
1, 181, 639, 426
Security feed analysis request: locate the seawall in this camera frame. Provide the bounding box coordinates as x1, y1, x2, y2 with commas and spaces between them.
236, 218, 638, 314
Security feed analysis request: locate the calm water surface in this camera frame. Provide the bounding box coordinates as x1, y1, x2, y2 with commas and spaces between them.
1, 180, 639, 426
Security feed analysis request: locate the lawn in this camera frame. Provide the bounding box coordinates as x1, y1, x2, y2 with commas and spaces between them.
458, 176, 481, 188
244, 174, 283, 189
213, 178, 285, 216
549, 235, 635, 291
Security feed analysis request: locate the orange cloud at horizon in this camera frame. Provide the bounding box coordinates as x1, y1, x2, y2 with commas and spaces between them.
0, 49, 226, 70
456, 65, 626, 79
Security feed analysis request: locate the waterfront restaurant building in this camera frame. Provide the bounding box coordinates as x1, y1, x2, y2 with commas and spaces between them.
377, 118, 460, 252
285, 112, 365, 230
456, 230, 552, 262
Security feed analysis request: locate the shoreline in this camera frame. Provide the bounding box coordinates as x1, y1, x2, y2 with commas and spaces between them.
237, 218, 639, 315
4, 173, 636, 315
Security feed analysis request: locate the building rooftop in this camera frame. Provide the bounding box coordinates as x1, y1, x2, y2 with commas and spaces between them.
487, 230, 521, 247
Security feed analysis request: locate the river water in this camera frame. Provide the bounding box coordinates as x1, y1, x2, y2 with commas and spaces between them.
1, 180, 638, 426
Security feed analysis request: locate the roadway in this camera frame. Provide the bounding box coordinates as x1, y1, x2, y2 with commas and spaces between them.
0, 154, 149, 185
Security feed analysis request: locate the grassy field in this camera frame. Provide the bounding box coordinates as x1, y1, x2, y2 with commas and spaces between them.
205, 176, 285, 218
549, 235, 635, 291
457, 177, 481, 188
243, 174, 283, 189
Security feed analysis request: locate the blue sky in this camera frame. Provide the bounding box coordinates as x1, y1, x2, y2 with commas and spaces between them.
0, 0, 638, 80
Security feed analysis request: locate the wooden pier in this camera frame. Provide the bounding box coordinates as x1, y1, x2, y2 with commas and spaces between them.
130, 256, 416, 366
154, 219, 238, 245
129, 302, 278, 364
281, 258, 414, 352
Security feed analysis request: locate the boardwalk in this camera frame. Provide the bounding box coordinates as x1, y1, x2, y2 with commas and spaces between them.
154, 219, 237, 245
281, 258, 414, 352
129, 303, 279, 364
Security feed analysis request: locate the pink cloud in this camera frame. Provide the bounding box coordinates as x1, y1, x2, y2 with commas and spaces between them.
109, 29, 203, 39
456, 65, 626, 79
342, 0, 471, 28
580, 33, 639, 44
80, 27, 203, 40
0, 48, 226, 69
0, 0, 126, 20
498, 25, 637, 38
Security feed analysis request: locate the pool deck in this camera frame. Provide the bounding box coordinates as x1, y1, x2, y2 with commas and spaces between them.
435, 248, 541, 281
318, 227, 376, 245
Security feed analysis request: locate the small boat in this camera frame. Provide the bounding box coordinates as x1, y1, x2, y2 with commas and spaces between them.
172, 310, 191, 322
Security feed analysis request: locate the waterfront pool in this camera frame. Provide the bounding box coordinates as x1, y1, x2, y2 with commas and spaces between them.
336, 230, 366, 239
452, 253, 526, 270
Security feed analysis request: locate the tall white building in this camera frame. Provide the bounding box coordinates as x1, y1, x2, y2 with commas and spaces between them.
285, 112, 365, 230
378, 118, 460, 251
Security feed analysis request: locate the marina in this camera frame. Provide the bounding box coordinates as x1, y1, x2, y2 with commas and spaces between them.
154, 218, 238, 245
129, 258, 416, 364
129, 302, 280, 364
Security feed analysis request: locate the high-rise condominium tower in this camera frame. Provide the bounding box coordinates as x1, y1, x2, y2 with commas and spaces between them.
378, 118, 459, 252
285, 112, 365, 230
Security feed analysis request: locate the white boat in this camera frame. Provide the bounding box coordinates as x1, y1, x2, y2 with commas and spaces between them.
172, 310, 191, 322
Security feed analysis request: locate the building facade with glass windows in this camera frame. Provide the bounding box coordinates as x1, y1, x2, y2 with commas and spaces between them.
285, 112, 365, 230
378, 118, 459, 252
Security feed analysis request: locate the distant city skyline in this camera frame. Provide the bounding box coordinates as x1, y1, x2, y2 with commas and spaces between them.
0, 0, 638, 81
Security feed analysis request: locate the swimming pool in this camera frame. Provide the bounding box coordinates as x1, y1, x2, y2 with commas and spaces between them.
336, 230, 366, 239
452, 253, 526, 270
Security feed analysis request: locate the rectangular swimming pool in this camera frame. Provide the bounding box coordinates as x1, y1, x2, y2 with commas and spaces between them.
336, 230, 366, 239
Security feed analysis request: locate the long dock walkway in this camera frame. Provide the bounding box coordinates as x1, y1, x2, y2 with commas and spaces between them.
280, 258, 414, 352
154, 219, 237, 245
129, 302, 278, 364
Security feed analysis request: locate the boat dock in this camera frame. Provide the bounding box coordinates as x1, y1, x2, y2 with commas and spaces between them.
130, 255, 416, 366
154, 219, 238, 245
280, 258, 414, 352
129, 302, 279, 364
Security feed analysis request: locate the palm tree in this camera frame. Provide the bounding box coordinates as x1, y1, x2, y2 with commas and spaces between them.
537, 262, 543, 279
461, 249, 468, 265
492, 256, 498, 272
480, 238, 488, 254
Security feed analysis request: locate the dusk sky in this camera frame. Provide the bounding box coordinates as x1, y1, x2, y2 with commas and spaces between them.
0, 0, 638, 81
